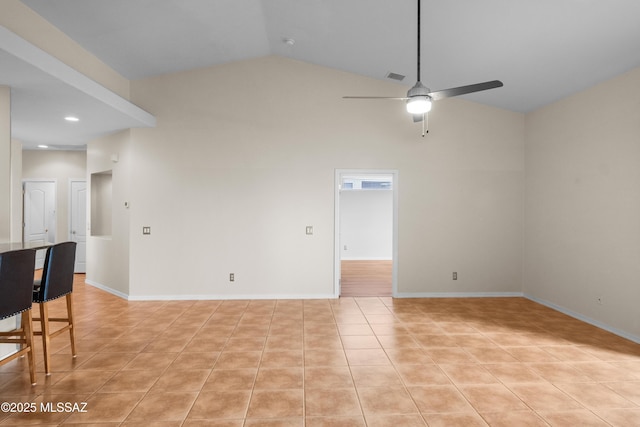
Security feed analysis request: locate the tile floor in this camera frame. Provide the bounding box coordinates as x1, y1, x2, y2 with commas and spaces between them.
1, 275, 640, 426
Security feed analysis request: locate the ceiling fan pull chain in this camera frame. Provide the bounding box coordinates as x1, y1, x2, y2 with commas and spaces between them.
422, 112, 429, 137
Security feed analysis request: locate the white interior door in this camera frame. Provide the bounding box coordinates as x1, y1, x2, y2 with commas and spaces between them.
24, 181, 56, 269
70, 180, 87, 273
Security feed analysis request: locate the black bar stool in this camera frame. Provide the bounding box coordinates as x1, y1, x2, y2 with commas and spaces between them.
33, 241, 77, 375
0, 249, 37, 385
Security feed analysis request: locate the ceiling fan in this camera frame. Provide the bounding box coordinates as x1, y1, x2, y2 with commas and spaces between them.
343, 0, 503, 136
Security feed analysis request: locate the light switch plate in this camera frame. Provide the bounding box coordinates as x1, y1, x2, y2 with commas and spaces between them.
306, 226, 313, 235
142, 226, 151, 235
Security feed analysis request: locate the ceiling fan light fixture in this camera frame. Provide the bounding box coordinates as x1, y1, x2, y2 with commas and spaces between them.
406, 96, 432, 114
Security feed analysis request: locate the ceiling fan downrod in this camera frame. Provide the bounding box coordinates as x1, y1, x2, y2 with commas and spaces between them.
406, 0, 432, 116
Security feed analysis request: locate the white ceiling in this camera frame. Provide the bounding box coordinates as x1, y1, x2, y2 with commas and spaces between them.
5, 0, 640, 149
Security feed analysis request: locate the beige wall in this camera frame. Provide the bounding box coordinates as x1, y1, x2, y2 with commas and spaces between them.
10, 139, 22, 241
113, 56, 525, 299
0, 86, 10, 242
524, 67, 640, 340
22, 149, 86, 242
86, 130, 131, 297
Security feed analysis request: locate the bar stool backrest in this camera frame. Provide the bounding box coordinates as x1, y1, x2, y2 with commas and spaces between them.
0, 249, 36, 319
33, 242, 77, 303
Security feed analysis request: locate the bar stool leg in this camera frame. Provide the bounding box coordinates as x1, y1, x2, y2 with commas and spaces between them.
65, 294, 77, 357
22, 310, 37, 385
39, 302, 52, 375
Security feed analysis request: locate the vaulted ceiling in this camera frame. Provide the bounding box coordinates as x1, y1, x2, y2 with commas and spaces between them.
4, 0, 640, 149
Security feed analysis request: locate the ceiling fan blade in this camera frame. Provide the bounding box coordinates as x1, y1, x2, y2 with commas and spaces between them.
342, 96, 408, 100
412, 114, 423, 123
428, 80, 503, 101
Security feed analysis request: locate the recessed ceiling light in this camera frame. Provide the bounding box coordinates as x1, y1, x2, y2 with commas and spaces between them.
37, 145, 49, 149
65, 116, 79, 122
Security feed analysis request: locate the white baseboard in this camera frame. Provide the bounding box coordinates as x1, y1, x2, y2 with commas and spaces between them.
126, 293, 337, 301
84, 279, 338, 301
395, 291, 524, 298
341, 257, 393, 261
84, 279, 129, 300
524, 294, 640, 344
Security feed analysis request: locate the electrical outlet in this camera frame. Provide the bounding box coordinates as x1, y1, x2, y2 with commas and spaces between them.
453, 272, 457, 280
229, 273, 234, 282
142, 226, 151, 235
306, 226, 313, 235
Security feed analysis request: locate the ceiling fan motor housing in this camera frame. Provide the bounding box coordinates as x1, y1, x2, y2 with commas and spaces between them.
407, 81, 431, 98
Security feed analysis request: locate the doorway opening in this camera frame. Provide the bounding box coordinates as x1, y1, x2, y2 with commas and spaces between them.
334, 170, 398, 297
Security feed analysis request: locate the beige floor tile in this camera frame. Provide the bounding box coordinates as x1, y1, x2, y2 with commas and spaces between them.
385, 347, 432, 364
77, 352, 138, 371
458, 384, 529, 413
357, 386, 418, 416
202, 368, 257, 391
170, 351, 219, 369
439, 363, 500, 385
483, 363, 546, 383
480, 410, 548, 427
49, 369, 116, 394
214, 351, 262, 369
422, 412, 489, 427
264, 334, 303, 350
503, 346, 560, 363
260, 350, 304, 368
246, 389, 304, 418
344, 349, 390, 365
123, 352, 179, 370
126, 391, 199, 421
396, 364, 451, 386
4, 278, 639, 426
376, 334, 420, 349
254, 367, 303, 389
64, 391, 145, 423
528, 362, 593, 382
304, 366, 354, 389
245, 418, 303, 426
304, 350, 348, 367
337, 324, 374, 336
408, 385, 475, 414
182, 420, 243, 427
150, 369, 210, 392
350, 365, 403, 387
305, 415, 366, 426
594, 408, 640, 427
304, 388, 362, 417
304, 335, 343, 349
554, 382, 636, 409
365, 414, 426, 426
187, 390, 251, 420
340, 335, 381, 349
224, 336, 266, 352
539, 409, 611, 426
603, 381, 640, 405
99, 369, 162, 392
509, 383, 584, 411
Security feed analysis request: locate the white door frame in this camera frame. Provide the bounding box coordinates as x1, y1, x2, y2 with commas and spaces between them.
334, 169, 399, 297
